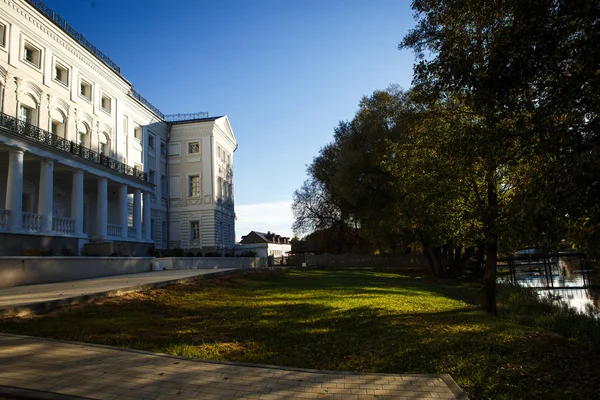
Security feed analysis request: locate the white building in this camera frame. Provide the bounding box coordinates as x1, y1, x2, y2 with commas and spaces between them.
0, 0, 237, 255
236, 231, 291, 259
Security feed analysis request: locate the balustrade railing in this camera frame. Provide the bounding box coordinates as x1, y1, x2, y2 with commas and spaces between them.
52, 216, 75, 235
22, 212, 42, 232
0, 209, 9, 230
0, 112, 147, 181
107, 223, 122, 238
26, 0, 121, 74
128, 226, 136, 238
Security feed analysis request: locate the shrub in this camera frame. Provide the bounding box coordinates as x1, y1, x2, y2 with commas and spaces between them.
196, 252, 203, 257
24, 248, 54, 256
168, 248, 184, 257
185, 251, 195, 257
59, 247, 74, 256
205, 252, 221, 257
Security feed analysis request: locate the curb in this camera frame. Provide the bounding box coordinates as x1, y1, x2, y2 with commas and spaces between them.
0, 268, 241, 318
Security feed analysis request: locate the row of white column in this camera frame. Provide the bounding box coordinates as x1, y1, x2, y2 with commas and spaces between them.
5, 149, 151, 241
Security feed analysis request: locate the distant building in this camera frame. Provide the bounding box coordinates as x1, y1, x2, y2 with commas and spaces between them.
0, 0, 237, 255
235, 231, 291, 258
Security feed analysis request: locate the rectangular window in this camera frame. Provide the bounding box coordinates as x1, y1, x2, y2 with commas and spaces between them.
148, 134, 155, 149
80, 79, 92, 101
0, 23, 5, 47
189, 175, 200, 197
160, 141, 166, 156
188, 142, 200, 154
54, 62, 68, 86
190, 221, 200, 241
134, 125, 142, 141
217, 177, 223, 198
23, 41, 41, 68
161, 174, 167, 198
148, 170, 156, 184
19, 106, 32, 124
101, 94, 111, 113
217, 145, 222, 160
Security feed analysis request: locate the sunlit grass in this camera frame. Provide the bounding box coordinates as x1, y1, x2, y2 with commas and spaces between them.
0, 268, 598, 399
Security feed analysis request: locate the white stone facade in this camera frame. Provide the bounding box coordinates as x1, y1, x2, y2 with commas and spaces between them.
0, 0, 237, 255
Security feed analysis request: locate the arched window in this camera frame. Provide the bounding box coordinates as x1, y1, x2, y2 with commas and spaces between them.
77, 122, 90, 147
19, 94, 38, 125
50, 109, 66, 137
99, 132, 110, 156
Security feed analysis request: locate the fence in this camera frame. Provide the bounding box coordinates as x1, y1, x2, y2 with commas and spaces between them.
297, 253, 429, 269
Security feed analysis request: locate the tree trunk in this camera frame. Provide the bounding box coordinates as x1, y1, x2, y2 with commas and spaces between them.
481, 171, 498, 314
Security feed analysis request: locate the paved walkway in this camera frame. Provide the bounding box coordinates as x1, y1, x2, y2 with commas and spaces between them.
0, 334, 466, 400
0, 269, 239, 317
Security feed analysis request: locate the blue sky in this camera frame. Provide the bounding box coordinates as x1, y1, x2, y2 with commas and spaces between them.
43, 0, 417, 239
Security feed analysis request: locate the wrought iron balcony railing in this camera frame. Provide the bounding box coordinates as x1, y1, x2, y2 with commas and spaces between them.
130, 90, 165, 120
0, 112, 147, 181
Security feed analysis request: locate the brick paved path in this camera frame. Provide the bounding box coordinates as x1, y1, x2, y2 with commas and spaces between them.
0, 334, 466, 400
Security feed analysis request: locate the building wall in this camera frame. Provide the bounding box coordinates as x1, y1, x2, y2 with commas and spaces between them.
168, 117, 236, 252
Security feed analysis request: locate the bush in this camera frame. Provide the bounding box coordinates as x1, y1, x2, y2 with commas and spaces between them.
24, 248, 54, 256
497, 282, 600, 349
185, 251, 195, 257
168, 248, 184, 257
196, 252, 203, 257
205, 252, 221, 257
59, 246, 74, 256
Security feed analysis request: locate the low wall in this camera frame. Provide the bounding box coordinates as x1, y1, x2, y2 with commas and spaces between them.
304, 253, 429, 269
0, 233, 83, 256
157, 257, 267, 270
0, 257, 154, 288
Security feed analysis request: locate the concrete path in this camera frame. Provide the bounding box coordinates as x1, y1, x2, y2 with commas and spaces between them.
0, 334, 467, 400
0, 269, 239, 317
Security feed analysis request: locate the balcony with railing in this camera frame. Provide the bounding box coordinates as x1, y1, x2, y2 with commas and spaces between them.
0, 112, 147, 182
52, 217, 75, 235
22, 212, 42, 232
0, 209, 9, 231
107, 224, 122, 238
128, 226, 136, 239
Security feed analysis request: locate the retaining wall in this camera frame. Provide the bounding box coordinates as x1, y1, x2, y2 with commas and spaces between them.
157, 257, 267, 270
0, 257, 154, 288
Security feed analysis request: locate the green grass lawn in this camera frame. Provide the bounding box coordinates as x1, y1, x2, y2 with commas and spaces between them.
1, 268, 598, 399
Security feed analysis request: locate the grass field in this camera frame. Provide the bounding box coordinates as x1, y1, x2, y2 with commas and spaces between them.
0, 268, 598, 399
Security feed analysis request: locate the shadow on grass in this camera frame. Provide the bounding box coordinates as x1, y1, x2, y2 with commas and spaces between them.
0, 268, 598, 399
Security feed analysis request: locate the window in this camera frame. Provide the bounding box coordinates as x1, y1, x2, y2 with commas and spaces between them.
51, 119, 65, 137
101, 94, 111, 113
77, 123, 89, 147
19, 105, 33, 124
99, 133, 109, 155
79, 79, 92, 101
189, 175, 200, 197
148, 134, 155, 149
217, 177, 223, 198
54, 62, 68, 86
161, 174, 167, 198
217, 145, 222, 160
148, 170, 156, 184
160, 141, 166, 156
0, 23, 5, 47
188, 142, 200, 154
134, 125, 142, 141
190, 221, 200, 241
23, 41, 41, 68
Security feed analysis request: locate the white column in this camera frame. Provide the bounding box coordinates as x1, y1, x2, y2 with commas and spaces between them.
71, 170, 84, 235
119, 184, 128, 239
143, 191, 151, 240
133, 189, 142, 240
6, 149, 24, 231
96, 178, 108, 240
38, 159, 54, 233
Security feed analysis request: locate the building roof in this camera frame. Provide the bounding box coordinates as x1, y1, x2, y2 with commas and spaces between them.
240, 231, 291, 244
167, 116, 223, 125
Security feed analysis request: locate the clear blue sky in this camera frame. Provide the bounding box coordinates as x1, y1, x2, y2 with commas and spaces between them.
43, 0, 417, 239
